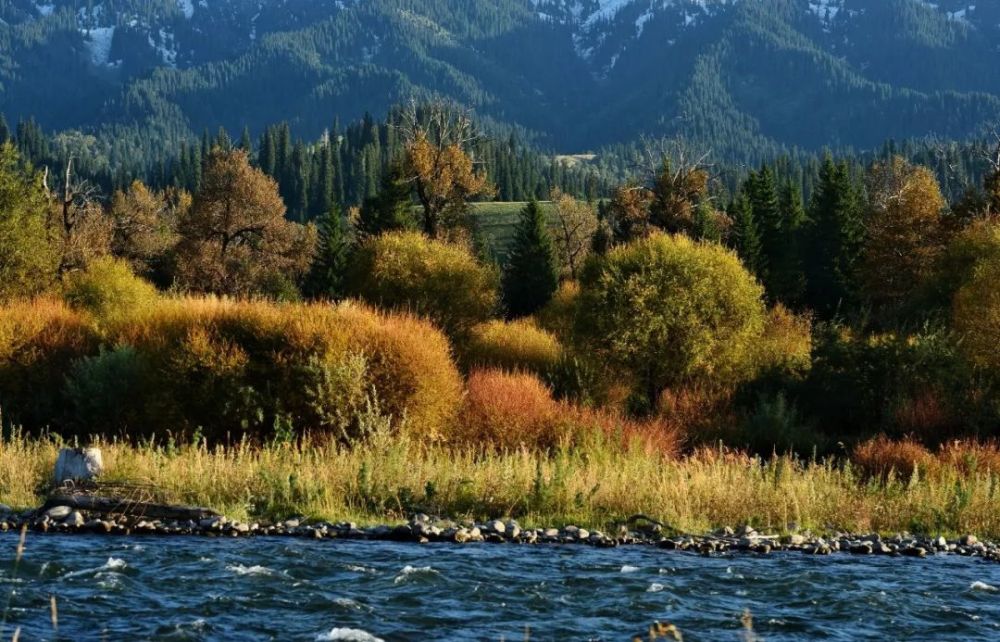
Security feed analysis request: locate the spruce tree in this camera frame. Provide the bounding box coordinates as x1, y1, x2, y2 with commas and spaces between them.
749, 166, 781, 285
502, 200, 559, 317
304, 205, 353, 300
0, 115, 8, 146
239, 127, 253, 154
805, 157, 864, 316
771, 181, 806, 305
358, 164, 413, 237
731, 193, 762, 276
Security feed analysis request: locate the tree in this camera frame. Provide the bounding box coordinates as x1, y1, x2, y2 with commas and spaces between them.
953, 254, 1000, 370
304, 205, 353, 300
0, 143, 59, 299
607, 182, 652, 243
399, 104, 494, 238
805, 157, 864, 316
648, 158, 711, 234
862, 157, 946, 312
769, 180, 807, 305
503, 200, 559, 318
577, 233, 767, 405
550, 188, 598, 279
108, 180, 184, 281
357, 163, 414, 237
174, 149, 316, 297
731, 193, 762, 275
346, 231, 498, 338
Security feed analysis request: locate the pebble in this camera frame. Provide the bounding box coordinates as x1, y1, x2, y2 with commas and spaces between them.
9, 503, 1000, 565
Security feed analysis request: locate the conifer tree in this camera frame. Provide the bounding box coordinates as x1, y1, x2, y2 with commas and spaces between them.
358, 164, 413, 237
304, 204, 352, 300
771, 180, 806, 305
805, 157, 864, 315
503, 200, 559, 318
0, 115, 8, 146
239, 127, 253, 155
731, 193, 762, 275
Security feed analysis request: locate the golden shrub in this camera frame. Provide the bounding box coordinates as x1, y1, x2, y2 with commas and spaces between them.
461, 319, 562, 375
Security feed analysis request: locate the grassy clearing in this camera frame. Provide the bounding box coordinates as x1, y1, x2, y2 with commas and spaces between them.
468, 201, 559, 261
4, 432, 1000, 537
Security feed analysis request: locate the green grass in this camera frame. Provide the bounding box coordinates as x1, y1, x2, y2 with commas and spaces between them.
468, 201, 559, 262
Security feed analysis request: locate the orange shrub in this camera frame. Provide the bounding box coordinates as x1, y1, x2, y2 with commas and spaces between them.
938, 440, 1000, 475
457, 368, 681, 455
458, 369, 564, 449
852, 436, 936, 480
461, 319, 562, 375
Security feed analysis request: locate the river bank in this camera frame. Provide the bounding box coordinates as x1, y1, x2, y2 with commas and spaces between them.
8, 505, 1000, 564
3, 433, 1000, 540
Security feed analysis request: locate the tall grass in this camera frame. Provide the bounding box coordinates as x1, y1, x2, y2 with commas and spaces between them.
5, 433, 1000, 536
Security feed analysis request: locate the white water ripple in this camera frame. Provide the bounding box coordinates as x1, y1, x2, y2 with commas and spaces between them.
316, 628, 384, 641
971, 581, 998, 592
393, 565, 439, 584
61, 557, 126, 581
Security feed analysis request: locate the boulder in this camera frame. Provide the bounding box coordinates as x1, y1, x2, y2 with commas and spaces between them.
54, 448, 104, 484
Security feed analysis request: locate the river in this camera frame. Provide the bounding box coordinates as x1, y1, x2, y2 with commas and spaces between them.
1, 533, 1000, 640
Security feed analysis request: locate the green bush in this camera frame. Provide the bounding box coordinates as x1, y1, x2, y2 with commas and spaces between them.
64, 347, 151, 434
577, 233, 767, 404
347, 231, 498, 337
62, 257, 158, 322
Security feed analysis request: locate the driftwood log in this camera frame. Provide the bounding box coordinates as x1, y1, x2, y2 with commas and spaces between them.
41, 495, 220, 521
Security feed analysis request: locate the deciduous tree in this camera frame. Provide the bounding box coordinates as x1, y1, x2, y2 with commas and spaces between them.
174, 149, 316, 297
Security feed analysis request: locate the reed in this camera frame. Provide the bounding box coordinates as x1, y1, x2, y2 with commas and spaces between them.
4, 433, 1000, 537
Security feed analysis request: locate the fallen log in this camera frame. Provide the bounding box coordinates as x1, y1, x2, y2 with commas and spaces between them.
40, 495, 220, 522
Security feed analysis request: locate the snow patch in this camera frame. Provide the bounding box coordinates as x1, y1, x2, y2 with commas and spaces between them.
82, 26, 116, 67
178, 0, 194, 19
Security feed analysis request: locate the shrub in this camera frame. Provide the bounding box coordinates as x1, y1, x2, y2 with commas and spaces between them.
0, 296, 463, 442
953, 254, 1000, 370
754, 304, 812, 379
801, 324, 968, 443
852, 437, 936, 480
577, 233, 766, 404
62, 257, 159, 322
458, 369, 564, 449
461, 319, 562, 375
457, 368, 682, 455
0, 298, 97, 429
64, 347, 151, 434
347, 231, 498, 337
536, 280, 580, 344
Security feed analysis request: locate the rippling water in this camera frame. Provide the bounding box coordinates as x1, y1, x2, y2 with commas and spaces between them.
1, 534, 1000, 640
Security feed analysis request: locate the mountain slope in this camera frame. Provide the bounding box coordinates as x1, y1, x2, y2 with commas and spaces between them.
1, 0, 998, 159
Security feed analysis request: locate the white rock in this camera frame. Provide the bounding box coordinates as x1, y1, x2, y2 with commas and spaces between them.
46, 505, 72, 520
54, 448, 104, 483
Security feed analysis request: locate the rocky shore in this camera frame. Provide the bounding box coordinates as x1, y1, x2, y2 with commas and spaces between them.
3, 502, 999, 562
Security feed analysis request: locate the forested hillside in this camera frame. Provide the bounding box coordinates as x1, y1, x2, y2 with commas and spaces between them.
2, 0, 999, 164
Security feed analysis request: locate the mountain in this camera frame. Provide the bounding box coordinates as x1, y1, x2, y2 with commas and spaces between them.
1, 0, 999, 160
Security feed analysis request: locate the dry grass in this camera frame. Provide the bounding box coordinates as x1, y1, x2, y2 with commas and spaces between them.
4, 432, 1000, 536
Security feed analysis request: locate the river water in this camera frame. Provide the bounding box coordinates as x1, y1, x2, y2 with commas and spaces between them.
1, 533, 1000, 640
